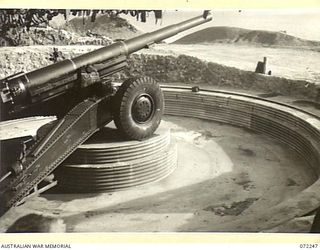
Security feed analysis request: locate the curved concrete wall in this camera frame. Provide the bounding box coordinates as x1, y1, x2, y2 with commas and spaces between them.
162, 85, 320, 231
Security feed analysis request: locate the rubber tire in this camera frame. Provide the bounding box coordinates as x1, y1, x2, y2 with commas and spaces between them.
113, 77, 164, 140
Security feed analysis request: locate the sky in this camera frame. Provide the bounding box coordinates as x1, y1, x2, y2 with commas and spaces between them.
121, 9, 320, 42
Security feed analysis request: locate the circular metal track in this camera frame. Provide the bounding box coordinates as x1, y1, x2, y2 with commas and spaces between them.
54, 126, 177, 193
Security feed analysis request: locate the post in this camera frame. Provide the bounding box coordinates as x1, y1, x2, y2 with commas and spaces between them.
255, 56, 267, 74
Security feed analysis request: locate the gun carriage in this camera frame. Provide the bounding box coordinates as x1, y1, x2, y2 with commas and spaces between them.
0, 11, 212, 215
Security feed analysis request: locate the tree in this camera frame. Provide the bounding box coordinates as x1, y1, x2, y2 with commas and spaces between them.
0, 9, 162, 32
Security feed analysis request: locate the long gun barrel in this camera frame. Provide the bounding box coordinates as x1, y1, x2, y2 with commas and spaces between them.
0, 12, 212, 116
0, 12, 212, 214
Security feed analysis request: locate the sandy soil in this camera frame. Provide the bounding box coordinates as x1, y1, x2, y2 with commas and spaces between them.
0, 116, 315, 232
150, 44, 320, 84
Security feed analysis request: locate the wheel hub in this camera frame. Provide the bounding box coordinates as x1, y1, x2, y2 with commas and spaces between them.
132, 94, 154, 123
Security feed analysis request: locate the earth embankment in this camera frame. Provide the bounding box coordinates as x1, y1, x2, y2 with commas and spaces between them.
0, 46, 317, 99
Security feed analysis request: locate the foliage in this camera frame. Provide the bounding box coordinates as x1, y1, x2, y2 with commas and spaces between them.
0, 9, 161, 32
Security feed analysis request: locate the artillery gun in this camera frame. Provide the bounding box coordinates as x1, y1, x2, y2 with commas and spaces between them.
0, 11, 212, 216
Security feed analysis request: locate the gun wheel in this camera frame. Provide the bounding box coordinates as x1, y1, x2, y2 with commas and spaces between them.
113, 77, 164, 140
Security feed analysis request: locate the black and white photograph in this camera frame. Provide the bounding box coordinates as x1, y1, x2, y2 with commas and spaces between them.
0, 7, 320, 235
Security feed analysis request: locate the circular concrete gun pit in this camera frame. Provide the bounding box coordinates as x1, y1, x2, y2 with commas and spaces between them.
1, 86, 319, 232
0, 115, 314, 232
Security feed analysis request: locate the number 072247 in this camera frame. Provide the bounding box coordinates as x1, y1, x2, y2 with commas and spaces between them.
300, 244, 319, 248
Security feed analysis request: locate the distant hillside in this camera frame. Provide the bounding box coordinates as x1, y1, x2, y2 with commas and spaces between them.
62, 14, 142, 40
174, 26, 320, 47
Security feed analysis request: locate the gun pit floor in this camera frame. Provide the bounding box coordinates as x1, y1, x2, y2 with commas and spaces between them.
0, 115, 316, 232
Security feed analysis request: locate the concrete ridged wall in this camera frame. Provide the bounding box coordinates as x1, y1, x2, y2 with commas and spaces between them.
162, 86, 320, 230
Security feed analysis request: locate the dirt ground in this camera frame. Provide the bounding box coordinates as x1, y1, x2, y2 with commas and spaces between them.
0, 116, 315, 232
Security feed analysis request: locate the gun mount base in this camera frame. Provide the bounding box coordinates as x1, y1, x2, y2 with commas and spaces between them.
53, 125, 177, 193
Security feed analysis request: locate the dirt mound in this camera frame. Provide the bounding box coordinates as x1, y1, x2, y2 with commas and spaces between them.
63, 14, 141, 40
0, 46, 317, 100
130, 53, 318, 99
174, 26, 320, 47
0, 27, 113, 47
